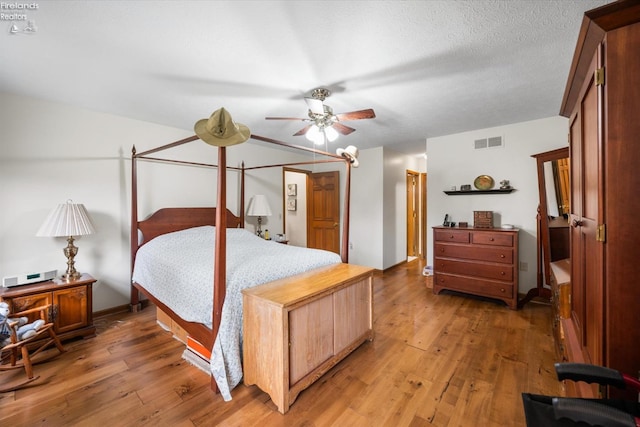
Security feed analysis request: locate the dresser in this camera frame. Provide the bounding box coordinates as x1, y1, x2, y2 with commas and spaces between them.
0, 273, 96, 341
433, 226, 518, 309
242, 263, 374, 414
559, 0, 640, 400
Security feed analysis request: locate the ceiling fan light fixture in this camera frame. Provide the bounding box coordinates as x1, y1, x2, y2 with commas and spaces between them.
325, 126, 339, 142
305, 125, 321, 143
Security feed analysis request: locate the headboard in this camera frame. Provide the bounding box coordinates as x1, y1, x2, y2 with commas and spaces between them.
137, 207, 242, 245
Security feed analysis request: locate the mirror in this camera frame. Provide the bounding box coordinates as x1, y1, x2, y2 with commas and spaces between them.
519, 147, 570, 308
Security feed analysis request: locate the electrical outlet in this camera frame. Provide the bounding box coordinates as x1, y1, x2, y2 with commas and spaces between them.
349, 242, 354, 250
520, 262, 528, 272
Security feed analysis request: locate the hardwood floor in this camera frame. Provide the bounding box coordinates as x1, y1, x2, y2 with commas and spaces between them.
0, 261, 561, 426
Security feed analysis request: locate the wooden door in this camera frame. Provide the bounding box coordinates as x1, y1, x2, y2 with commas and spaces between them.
54, 286, 88, 334
7, 293, 52, 323
307, 171, 340, 254
421, 173, 427, 260
569, 48, 603, 367
406, 171, 419, 258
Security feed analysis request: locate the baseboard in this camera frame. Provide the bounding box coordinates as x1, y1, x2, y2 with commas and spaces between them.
94, 300, 150, 318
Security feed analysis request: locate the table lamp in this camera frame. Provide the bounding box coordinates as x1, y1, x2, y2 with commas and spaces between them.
247, 195, 272, 238
36, 200, 96, 281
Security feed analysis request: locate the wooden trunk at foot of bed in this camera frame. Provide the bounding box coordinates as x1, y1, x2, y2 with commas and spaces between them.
242, 263, 375, 414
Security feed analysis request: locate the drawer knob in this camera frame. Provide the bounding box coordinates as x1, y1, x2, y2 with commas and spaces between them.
500, 271, 505, 275
489, 237, 494, 241
449, 235, 454, 239
500, 254, 505, 258
500, 288, 505, 293
440, 248, 445, 252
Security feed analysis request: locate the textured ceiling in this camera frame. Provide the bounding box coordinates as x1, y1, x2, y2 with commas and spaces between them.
0, 0, 611, 155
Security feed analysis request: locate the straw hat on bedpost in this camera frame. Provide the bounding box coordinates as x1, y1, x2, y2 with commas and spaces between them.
194, 108, 251, 147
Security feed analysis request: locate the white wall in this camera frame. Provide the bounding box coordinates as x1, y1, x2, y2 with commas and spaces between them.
0, 92, 314, 311
349, 148, 384, 268
426, 116, 569, 294
349, 147, 426, 270
284, 170, 308, 247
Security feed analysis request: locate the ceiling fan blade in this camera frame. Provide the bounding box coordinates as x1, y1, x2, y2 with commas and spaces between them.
293, 124, 313, 136
332, 122, 357, 135
265, 116, 308, 121
304, 97, 325, 115
335, 108, 376, 121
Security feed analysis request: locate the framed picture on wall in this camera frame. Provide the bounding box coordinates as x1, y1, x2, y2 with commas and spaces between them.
287, 199, 297, 211
287, 184, 297, 196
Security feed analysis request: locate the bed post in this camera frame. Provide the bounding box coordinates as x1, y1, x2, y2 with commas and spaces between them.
341, 161, 351, 263
212, 146, 227, 393
130, 145, 141, 312
240, 161, 245, 227
213, 146, 227, 340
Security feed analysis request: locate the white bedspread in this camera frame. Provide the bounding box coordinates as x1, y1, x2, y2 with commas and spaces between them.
132, 226, 342, 400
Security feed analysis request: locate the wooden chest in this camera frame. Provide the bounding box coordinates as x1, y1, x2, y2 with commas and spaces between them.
433, 227, 519, 309
242, 263, 374, 413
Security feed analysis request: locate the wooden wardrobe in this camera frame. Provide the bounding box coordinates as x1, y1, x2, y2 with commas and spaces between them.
559, 0, 640, 400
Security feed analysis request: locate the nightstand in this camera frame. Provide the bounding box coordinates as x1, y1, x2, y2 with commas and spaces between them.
0, 273, 96, 341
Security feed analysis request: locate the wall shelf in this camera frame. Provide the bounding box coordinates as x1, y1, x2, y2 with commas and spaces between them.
444, 189, 515, 195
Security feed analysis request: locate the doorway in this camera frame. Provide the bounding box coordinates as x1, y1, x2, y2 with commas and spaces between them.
406, 170, 427, 261
283, 168, 341, 255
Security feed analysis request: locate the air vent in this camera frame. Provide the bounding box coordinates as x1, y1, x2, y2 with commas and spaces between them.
474, 138, 488, 149
474, 136, 503, 149
488, 136, 503, 148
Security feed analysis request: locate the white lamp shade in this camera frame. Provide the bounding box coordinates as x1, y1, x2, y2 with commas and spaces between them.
247, 195, 272, 217
36, 200, 96, 237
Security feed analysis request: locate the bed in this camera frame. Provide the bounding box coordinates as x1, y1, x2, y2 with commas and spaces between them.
130, 131, 371, 404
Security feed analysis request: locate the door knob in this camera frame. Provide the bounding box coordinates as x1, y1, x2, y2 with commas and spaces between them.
571, 219, 583, 227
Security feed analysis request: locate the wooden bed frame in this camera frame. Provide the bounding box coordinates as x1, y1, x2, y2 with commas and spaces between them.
129, 133, 357, 395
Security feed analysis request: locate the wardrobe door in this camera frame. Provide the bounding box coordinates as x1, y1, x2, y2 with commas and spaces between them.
569, 47, 604, 367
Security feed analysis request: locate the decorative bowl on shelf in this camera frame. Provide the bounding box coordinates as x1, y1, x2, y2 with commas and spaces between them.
473, 175, 495, 190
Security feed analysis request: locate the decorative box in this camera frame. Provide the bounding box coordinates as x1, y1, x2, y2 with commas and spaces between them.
473, 211, 493, 228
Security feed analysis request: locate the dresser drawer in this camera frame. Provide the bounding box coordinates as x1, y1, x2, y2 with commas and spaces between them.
435, 259, 513, 281
434, 243, 513, 264
434, 273, 513, 299
434, 229, 470, 243
471, 232, 513, 247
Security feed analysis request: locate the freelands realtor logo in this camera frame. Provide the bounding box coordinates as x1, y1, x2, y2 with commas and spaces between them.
1, 2, 39, 35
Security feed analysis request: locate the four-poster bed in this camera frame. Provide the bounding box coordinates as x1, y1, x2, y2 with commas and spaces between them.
129, 110, 373, 409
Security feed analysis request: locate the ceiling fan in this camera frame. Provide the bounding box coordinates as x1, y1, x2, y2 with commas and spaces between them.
265, 88, 375, 142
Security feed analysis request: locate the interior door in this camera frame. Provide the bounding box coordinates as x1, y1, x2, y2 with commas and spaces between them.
406, 171, 419, 258
307, 171, 340, 254
421, 172, 427, 260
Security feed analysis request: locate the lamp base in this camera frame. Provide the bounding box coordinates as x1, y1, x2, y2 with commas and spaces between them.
62, 235, 81, 281
255, 216, 263, 237
61, 271, 82, 281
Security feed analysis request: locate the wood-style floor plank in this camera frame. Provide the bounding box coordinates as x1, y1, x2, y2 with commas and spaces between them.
0, 261, 561, 426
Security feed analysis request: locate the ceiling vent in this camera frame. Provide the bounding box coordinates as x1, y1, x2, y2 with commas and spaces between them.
474, 136, 503, 149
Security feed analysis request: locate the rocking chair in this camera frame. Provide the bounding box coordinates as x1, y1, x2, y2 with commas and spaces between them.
0, 304, 65, 392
